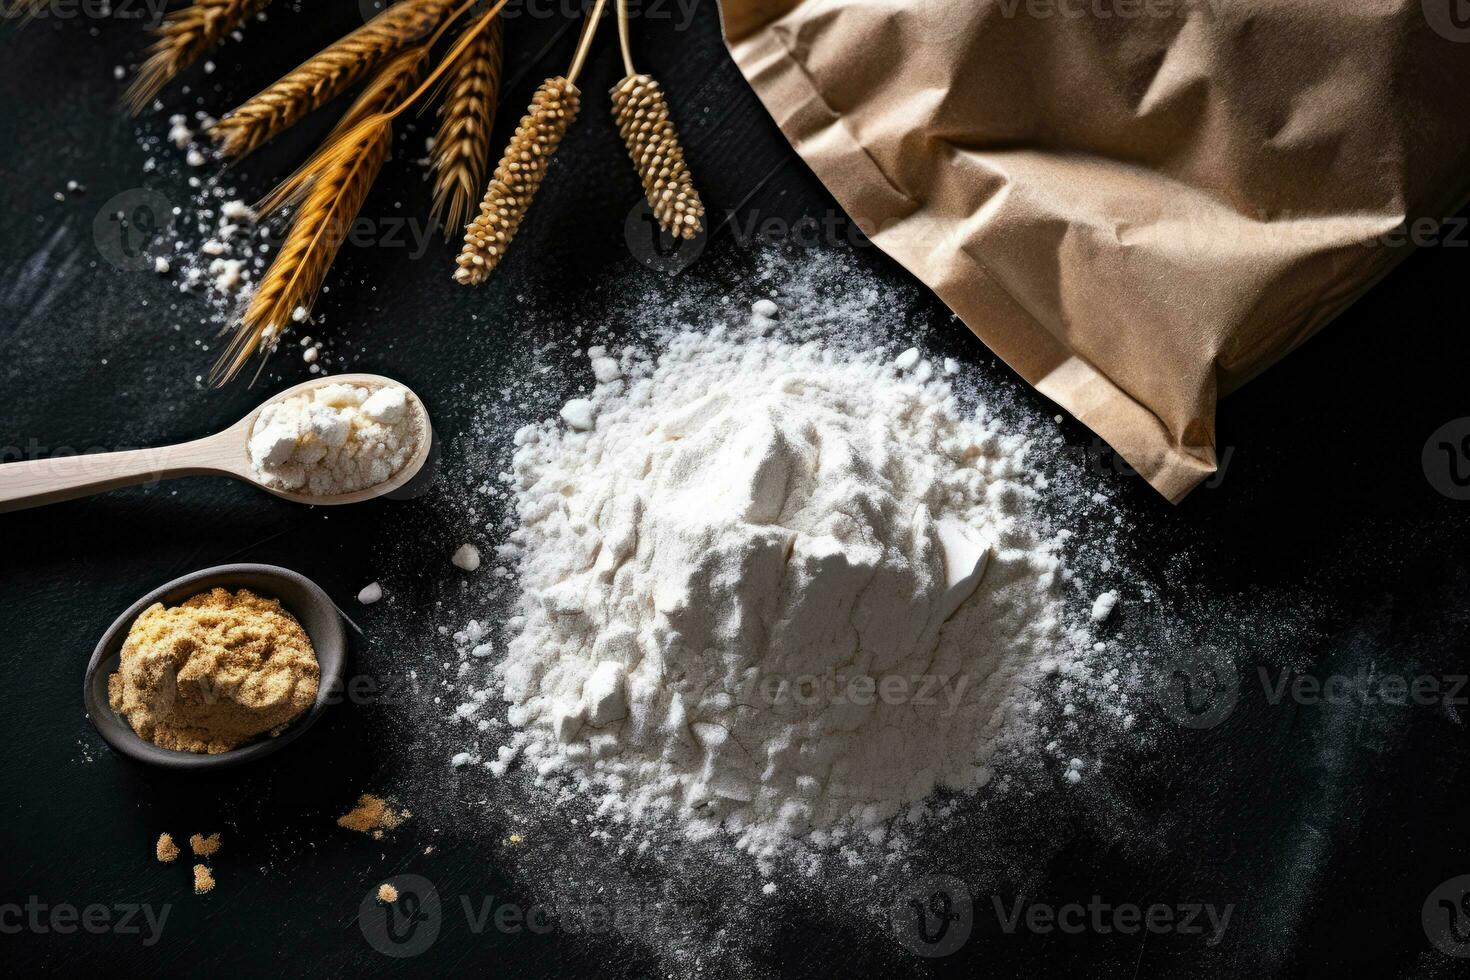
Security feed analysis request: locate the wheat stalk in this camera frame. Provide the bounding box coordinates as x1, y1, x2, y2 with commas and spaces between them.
610, 74, 704, 239
123, 0, 273, 115
452, 0, 607, 285
609, 0, 702, 239
257, 48, 427, 218
429, 16, 504, 237
209, 0, 456, 160
454, 76, 580, 285
211, 51, 423, 385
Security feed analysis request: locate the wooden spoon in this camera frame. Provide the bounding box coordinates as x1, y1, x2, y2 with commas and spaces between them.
0, 373, 433, 513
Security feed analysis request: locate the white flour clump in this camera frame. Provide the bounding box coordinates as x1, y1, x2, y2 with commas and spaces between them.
472, 312, 1090, 867
249, 383, 421, 494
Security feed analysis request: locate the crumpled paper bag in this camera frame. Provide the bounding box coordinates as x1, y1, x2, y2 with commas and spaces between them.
721, 0, 1470, 500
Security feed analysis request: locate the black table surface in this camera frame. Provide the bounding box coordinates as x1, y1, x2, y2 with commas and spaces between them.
3, 4, 1469, 978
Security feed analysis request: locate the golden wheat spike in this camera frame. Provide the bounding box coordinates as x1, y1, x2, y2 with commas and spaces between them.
429, 16, 504, 237
256, 47, 427, 219
213, 133, 389, 383
454, 77, 579, 286
209, 0, 455, 160
610, 74, 704, 240
210, 52, 423, 385
123, 0, 273, 115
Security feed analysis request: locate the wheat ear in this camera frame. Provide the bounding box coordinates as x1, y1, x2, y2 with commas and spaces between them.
610, 74, 704, 239
257, 48, 427, 219
609, 0, 703, 239
452, 0, 609, 284
429, 16, 504, 237
123, 0, 273, 115
211, 52, 422, 385
209, 0, 456, 160
453, 77, 580, 285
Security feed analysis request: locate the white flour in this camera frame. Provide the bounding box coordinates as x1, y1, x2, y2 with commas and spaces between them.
248, 383, 419, 494
456, 305, 1098, 868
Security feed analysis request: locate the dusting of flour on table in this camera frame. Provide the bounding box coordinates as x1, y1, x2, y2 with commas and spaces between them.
456, 300, 1098, 871
249, 383, 420, 495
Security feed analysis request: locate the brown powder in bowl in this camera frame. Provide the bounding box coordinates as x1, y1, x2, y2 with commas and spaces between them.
107, 588, 319, 754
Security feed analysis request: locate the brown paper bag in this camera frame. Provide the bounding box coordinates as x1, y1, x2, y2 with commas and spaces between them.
721, 0, 1470, 501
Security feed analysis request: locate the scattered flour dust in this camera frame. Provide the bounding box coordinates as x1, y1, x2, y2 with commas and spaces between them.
127, 107, 347, 381
452, 303, 1110, 873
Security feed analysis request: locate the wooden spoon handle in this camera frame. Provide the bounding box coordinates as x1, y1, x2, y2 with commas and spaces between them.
0, 431, 247, 513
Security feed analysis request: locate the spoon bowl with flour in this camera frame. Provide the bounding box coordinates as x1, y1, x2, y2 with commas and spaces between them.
0, 373, 433, 512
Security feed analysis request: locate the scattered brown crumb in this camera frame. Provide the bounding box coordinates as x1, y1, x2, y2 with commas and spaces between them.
189, 832, 221, 857
377, 883, 399, 903
193, 864, 215, 895
337, 794, 410, 837
156, 833, 179, 863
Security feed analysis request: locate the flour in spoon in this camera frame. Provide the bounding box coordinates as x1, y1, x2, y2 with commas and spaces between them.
456, 307, 1096, 868
248, 383, 420, 495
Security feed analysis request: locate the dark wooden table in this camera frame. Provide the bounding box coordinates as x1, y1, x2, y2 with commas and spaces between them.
2, 3, 1468, 977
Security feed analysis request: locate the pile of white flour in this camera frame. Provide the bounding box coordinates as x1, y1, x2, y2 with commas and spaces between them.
456, 303, 1095, 867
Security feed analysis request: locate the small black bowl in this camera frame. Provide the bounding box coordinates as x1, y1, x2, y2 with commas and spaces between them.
84, 564, 347, 770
